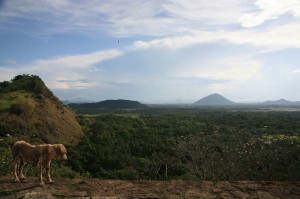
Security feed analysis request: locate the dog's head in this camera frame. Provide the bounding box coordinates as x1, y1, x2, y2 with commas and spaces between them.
49, 144, 67, 160
57, 144, 67, 160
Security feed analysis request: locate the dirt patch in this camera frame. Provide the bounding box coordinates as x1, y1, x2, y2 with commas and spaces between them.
0, 176, 299, 199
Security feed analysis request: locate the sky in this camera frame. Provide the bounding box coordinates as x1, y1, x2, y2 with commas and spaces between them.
1, 0, 300, 103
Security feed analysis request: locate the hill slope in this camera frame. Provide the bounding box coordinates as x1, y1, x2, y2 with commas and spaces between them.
194, 93, 234, 105
0, 75, 83, 144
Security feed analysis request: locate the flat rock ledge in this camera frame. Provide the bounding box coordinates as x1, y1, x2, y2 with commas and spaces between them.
0, 177, 299, 199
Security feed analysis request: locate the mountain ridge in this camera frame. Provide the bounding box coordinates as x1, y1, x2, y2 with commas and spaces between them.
68, 99, 148, 110
262, 99, 298, 106
193, 93, 300, 106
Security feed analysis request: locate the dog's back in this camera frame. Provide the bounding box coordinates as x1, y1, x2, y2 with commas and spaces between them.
12, 141, 38, 164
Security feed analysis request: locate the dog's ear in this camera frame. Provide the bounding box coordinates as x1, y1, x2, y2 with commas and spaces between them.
52, 144, 67, 160
48, 145, 58, 158
55, 144, 66, 155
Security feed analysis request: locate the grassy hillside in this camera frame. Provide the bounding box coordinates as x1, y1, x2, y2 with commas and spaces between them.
0, 75, 83, 145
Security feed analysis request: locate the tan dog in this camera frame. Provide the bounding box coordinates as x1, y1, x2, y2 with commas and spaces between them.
11, 140, 67, 186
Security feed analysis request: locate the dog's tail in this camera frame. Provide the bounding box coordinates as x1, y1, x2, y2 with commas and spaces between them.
0, 136, 16, 149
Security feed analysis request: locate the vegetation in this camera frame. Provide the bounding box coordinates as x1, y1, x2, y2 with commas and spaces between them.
1, 104, 300, 181
64, 109, 300, 181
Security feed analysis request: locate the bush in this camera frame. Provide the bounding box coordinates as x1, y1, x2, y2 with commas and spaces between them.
50, 161, 88, 179
9, 104, 24, 115
0, 136, 17, 176
0, 81, 10, 89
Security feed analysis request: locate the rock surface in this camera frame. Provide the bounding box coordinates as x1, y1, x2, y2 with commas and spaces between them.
0, 177, 299, 199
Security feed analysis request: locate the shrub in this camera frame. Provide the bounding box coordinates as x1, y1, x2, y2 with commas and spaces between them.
9, 104, 24, 115
0, 136, 17, 176
0, 81, 10, 89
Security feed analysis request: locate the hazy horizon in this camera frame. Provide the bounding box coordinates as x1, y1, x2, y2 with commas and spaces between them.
1, 1, 300, 103
63, 93, 300, 105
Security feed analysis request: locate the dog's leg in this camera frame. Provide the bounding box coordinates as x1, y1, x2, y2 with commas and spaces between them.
46, 160, 54, 183
37, 160, 45, 187
13, 158, 20, 182
19, 158, 26, 180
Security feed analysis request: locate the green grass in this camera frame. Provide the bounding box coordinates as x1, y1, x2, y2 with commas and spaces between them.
0, 92, 33, 113
262, 134, 300, 143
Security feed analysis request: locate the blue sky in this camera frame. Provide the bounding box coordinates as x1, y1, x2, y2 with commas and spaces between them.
1, 0, 300, 103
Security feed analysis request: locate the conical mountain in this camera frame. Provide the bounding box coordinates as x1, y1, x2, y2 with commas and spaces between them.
194, 93, 234, 105
0, 75, 83, 144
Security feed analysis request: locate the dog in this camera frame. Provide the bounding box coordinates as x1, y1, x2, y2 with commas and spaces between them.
11, 140, 67, 186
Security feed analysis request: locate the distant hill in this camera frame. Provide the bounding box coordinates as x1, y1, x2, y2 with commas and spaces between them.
0, 75, 83, 144
62, 100, 72, 105
62, 98, 93, 105
194, 93, 235, 106
193, 94, 300, 106
69, 99, 148, 110
262, 99, 294, 106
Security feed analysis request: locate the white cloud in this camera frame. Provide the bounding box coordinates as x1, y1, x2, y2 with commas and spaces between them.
0, 49, 123, 89
31, 50, 122, 69
164, 0, 250, 25
178, 56, 263, 82
0, 0, 250, 36
239, 0, 300, 27
133, 35, 199, 49
292, 68, 300, 74
132, 30, 234, 50
133, 21, 300, 52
